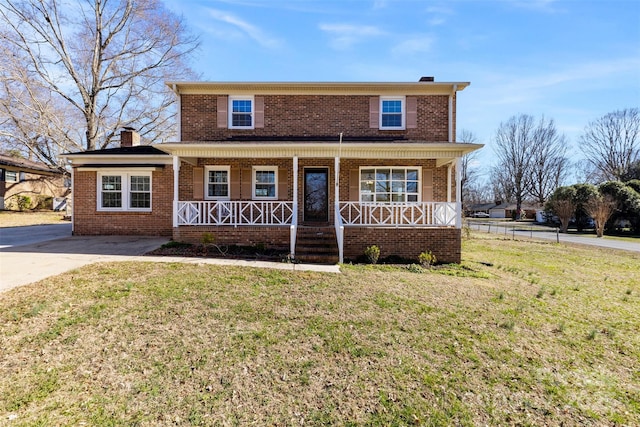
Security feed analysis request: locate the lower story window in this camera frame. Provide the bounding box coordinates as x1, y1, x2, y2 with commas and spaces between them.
98, 172, 152, 211
360, 167, 420, 203
205, 166, 230, 200
253, 166, 277, 199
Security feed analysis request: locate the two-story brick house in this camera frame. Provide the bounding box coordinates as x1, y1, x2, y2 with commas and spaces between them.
65, 78, 482, 263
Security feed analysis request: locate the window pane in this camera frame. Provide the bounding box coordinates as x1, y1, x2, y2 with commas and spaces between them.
381, 114, 402, 127
407, 195, 418, 202
130, 176, 150, 191
376, 193, 390, 202
130, 192, 150, 208
102, 176, 121, 191
255, 170, 275, 183
209, 170, 228, 183
361, 169, 375, 181
361, 194, 374, 202
232, 100, 252, 113
406, 181, 418, 193
102, 192, 122, 208
382, 100, 402, 113
232, 113, 252, 127
209, 184, 228, 197
361, 181, 374, 193
6, 171, 17, 182
392, 169, 406, 180
407, 169, 418, 180
392, 181, 405, 193
255, 184, 275, 197
392, 194, 405, 202
232, 99, 252, 127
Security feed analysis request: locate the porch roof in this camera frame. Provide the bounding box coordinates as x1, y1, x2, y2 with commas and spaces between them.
154, 141, 483, 166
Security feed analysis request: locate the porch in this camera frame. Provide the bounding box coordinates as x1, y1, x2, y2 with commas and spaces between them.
158, 141, 480, 263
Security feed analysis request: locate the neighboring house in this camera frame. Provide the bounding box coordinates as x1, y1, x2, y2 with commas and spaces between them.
466, 202, 497, 217
489, 203, 539, 219
0, 154, 69, 210
64, 78, 482, 263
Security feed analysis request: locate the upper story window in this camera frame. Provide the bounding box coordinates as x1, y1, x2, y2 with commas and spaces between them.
380, 97, 405, 130
205, 166, 230, 200
229, 96, 254, 129
252, 166, 277, 200
98, 171, 152, 211
360, 167, 420, 203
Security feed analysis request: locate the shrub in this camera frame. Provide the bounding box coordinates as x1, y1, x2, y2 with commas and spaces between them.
16, 195, 32, 211
364, 245, 380, 264
418, 250, 437, 269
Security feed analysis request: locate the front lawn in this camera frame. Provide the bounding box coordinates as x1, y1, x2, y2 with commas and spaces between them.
0, 211, 67, 227
1, 234, 638, 425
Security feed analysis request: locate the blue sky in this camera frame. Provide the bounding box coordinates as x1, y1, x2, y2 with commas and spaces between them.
164, 0, 640, 173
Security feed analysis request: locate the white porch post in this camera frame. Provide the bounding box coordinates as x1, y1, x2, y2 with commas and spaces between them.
455, 157, 462, 228
290, 156, 298, 258
172, 155, 180, 227
335, 155, 344, 264
447, 164, 452, 203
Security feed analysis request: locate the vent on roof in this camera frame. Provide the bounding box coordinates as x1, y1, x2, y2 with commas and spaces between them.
419, 76, 435, 82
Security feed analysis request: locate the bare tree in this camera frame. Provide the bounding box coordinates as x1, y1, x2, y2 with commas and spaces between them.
527, 117, 570, 205
493, 114, 536, 217
580, 108, 640, 182
0, 0, 199, 164
458, 129, 481, 208
493, 114, 571, 218
585, 193, 617, 237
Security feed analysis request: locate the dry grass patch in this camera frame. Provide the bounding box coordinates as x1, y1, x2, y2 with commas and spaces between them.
0, 211, 67, 227
1, 234, 639, 425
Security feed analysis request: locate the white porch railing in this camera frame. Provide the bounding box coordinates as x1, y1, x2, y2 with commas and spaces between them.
176, 201, 294, 226
338, 202, 458, 227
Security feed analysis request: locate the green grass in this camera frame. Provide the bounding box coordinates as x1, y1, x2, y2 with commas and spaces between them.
0, 233, 638, 425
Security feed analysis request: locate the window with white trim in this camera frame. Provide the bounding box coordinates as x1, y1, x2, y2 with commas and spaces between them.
229, 96, 254, 129
5, 170, 18, 182
380, 96, 405, 130
252, 166, 277, 200
205, 166, 230, 200
98, 172, 152, 211
360, 167, 420, 203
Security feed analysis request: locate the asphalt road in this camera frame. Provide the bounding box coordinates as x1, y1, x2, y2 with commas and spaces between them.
0, 223, 72, 248
469, 222, 640, 252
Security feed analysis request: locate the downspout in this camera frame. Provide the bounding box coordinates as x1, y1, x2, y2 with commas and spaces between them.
448, 84, 458, 143
173, 84, 181, 142
290, 156, 298, 259
335, 133, 344, 264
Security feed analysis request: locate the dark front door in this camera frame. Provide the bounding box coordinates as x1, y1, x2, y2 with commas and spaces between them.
304, 168, 329, 222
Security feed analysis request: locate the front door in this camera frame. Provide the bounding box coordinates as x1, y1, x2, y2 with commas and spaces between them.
304, 168, 329, 222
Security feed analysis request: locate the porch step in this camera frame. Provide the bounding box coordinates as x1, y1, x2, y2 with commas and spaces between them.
295, 227, 339, 265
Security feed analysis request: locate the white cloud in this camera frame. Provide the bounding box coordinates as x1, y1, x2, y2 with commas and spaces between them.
509, 0, 563, 13
392, 35, 435, 56
319, 23, 386, 50
206, 8, 282, 49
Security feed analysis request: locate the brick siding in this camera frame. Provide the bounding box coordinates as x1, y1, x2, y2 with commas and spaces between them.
181, 94, 450, 141
174, 226, 290, 250
72, 167, 173, 236
343, 227, 461, 263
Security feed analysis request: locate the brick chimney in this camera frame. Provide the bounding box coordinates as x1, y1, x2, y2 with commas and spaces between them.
120, 127, 140, 147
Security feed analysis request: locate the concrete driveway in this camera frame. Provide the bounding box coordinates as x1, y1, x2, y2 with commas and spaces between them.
0, 225, 341, 293
0, 231, 171, 292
